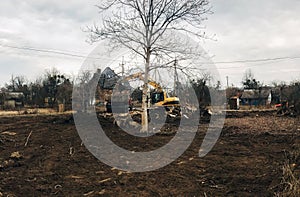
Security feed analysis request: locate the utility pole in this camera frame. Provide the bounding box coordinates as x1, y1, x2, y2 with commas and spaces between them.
226, 76, 229, 88
154, 59, 159, 82
174, 59, 178, 96
11, 74, 14, 91
121, 56, 125, 77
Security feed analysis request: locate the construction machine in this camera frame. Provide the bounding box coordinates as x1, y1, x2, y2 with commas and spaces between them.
94, 69, 180, 115
123, 72, 180, 112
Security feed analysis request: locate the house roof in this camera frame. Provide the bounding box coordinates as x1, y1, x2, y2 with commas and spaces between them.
4, 92, 24, 99
91, 67, 130, 90
241, 89, 270, 99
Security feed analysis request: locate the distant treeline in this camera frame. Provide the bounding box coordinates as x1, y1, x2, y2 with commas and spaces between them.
0, 68, 73, 109
0, 68, 300, 113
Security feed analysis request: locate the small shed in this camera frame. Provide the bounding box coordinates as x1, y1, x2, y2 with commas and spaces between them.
3, 92, 24, 109
229, 96, 240, 110
240, 89, 271, 106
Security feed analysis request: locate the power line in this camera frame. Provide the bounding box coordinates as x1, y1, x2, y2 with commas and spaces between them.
0, 43, 135, 64
0, 43, 102, 60
216, 60, 281, 70
210, 56, 300, 65
0, 43, 145, 66
1, 43, 300, 69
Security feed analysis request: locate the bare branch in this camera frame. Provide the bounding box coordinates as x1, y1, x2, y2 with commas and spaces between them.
87, 0, 212, 131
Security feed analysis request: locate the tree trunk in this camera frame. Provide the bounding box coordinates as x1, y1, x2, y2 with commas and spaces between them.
141, 50, 150, 132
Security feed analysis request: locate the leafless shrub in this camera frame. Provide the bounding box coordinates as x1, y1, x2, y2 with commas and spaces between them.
273, 147, 300, 197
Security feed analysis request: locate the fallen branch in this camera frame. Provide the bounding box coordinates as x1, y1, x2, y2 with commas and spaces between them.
98, 178, 111, 184
24, 131, 33, 147
83, 191, 94, 196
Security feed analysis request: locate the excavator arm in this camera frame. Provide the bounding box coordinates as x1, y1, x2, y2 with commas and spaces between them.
123, 72, 163, 91
123, 72, 179, 108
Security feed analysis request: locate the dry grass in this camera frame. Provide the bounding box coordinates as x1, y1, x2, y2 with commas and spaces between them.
273, 147, 300, 197
0, 111, 19, 116
238, 105, 275, 110
0, 108, 73, 117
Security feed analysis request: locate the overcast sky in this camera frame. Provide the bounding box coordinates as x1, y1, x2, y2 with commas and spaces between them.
0, 0, 300, 88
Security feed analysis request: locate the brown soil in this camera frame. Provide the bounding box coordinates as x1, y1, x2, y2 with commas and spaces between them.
0, 113, 299, 196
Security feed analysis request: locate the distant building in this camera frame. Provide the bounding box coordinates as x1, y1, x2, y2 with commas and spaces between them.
3, 92, 24, 109
229, 96, 240, 110
88, 67, 132, 113
98, 67, 121, 89
240, 89, 271, 106
91, 67, 131, 100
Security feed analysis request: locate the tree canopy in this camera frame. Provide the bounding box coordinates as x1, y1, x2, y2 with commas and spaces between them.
242, 69, 261, 89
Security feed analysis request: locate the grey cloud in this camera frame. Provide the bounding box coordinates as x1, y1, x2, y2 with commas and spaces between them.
0, 0, 300, 87
203, 0, 300, 86
0, 0, 100, 22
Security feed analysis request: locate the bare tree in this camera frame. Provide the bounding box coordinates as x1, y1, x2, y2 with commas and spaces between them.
242, 69, 261, 90
88, 0, 212, 131
76, 70, 93, 112
5, 75, 27, 92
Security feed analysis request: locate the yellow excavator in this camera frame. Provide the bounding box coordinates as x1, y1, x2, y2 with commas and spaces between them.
95, 71, 180, 114
123, 72, 180, 110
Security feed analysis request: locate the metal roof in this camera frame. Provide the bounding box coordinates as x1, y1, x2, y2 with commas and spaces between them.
90, 67, 130, 90
4, 92, 24, 99
241, 89, 271, 99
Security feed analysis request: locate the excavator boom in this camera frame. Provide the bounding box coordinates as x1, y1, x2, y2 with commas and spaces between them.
123, 72, 180, 107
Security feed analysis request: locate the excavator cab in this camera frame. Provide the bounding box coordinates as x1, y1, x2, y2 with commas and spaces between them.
151, 92, 165, 104
123, 72, 180, 114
